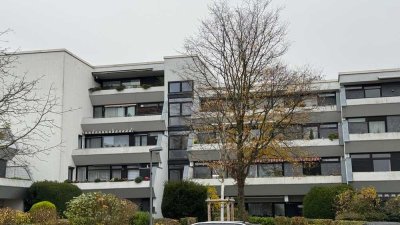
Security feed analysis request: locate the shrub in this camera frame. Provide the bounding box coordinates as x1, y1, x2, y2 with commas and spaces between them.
161, 180, 207, 221
0, 208, 31, 225
248, 216, 274, 225
335, 186, 382, 221
116, 85, 126, 91
308, 219, 334, 225
303, 185, 352, 219
384, 196, 400, 221
179, 217, 197, 225
131, 211, 149, 225
29, 201, 58, 224
154, 218, 180, 225
65, 192, 138, 225
335, 212, 366, 221
141, 84, 151, 89
275, 216, 291, 225
25, 181, 82, 216
291, 217, 308, 225
333, 221, 366, 225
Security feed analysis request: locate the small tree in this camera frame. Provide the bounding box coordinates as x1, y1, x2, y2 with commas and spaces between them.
303, 185, 352, 219
384, 196, 400, 221
161, 180, 207, 221
25, 181, 82, 216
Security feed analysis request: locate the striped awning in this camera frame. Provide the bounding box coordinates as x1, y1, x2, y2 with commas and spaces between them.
83, 128, 135, 135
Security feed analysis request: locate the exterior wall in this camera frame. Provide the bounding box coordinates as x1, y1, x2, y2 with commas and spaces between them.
4, 49, 400, 217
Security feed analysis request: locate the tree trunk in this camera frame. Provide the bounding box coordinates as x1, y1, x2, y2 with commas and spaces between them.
236, 177, 247, 221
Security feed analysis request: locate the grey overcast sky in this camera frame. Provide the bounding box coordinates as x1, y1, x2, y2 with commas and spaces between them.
1, 0, 399, 79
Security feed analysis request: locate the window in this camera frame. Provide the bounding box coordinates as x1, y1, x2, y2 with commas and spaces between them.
68, 167, 74, 181
88, 166, 110, 181
85, 137, 102, 148
76, 167, 87, 182
103, 80, 120, 88
127, 166, 140, 180
317, 93, 336, 106
103, 135, 129, 147
168, 81, 193, 93
372, 154, 391, 172
248, 165, 258, 178
258, 164, 283, 177
137, 103, 163, 115
134, 135, 148, 146
193, 164, 212, 179
303, 126, 318, 140
345, 85, 382, 99
197, 132, 217, 144
127, 106, 135, 117
351, 154, 373, 172
364, 85, 381, 98
303, 162, 321, 176
321, 158, 341, 175
104, 106, 125, 118
78, 135, 82, 149
169, 135, 188, 150
111, 166, 122, 179
169, 102, 192, 116
122, 79, 140, 88
348, 117, 386, 134
284, 163, 303, 177
94, 106, 103, 118
319, 124, 338, 139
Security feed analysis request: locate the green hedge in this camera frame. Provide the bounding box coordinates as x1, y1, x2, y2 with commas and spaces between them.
248, 217, 366, 225
303, 185, 352, 219
161, 181, 207, 221
25, 181, 82, 216
130, 211, 149, 225
248, 216, 275, 225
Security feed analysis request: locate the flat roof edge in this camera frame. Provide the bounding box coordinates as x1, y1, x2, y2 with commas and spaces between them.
339, 68, 400, 76
10, 48, 94, 68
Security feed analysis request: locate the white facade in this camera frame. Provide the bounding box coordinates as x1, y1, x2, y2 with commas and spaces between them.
2, 49, 400, 218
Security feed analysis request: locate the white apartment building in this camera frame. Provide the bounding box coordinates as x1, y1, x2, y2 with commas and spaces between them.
1, 49, 400, 218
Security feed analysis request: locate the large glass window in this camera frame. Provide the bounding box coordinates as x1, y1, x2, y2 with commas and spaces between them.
85, 137, 102, 148
303, 162, 321, 176
193, 165, 212, 179
169, 81, 193, 93
103, 80, 120, 88
88, 166, 110, 182
137, 103, 163, 115
258, 164, 283, 177
303, 126, 318, 140
348, 117, 386, 134
351, 153, 396, 172
169, 135, 188, 150
103, 135, 129, 147
346, 85, 382, 99
321, 158, 341, 175
94, 106, 103, 118
104, 106, 125, 118
317, 93, 336, 106
284, 163, 303, 177
122, 79, 140, 88
169, 102, 192, 116
364, 85, 381, 98
319, 124, 338, 139
76, 167, 87, 182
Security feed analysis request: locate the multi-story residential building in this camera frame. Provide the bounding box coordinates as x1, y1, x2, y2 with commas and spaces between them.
1, 49, 400, 218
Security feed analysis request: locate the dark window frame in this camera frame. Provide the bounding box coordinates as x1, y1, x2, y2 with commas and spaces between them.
351, 153, 397, 172
345, 84, 383, 99
348, 116, 388, 133
168, 81, 194, 93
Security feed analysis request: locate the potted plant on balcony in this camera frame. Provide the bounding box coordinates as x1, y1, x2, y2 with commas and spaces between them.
134, 176, 144, 183
115, 85, 126, 91
328, 133, 339, 141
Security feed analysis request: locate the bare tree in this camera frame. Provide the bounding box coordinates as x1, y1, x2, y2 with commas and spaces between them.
0, 30, 60, 172
184, 0, 320, 220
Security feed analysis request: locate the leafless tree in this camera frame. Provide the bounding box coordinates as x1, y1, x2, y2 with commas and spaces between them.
0, 30, 60, 172
184, 0, 321, 219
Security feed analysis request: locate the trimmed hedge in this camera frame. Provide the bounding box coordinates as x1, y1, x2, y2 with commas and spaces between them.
161, 180, 207, 221
248, 216, 274, 225
303, 184, 352, 219
131, 211, 149, 225
25, 181, 82, 216
29, 201, 58, 224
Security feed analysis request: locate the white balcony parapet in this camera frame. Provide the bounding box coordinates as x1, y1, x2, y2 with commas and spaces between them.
349, 132, 400, 141
72, 145, 161, 165
353, 171, 400, 181
89, 86, 164, 105
346, 96, 400, 106
286, 139, 340, 147
192, 176, 342, 186
81, 115, 166, 134
75, 180, 150, 190
0, 177, 32, 188
0, 178, 32, 199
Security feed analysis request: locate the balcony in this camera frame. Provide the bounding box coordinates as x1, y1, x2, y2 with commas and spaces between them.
72, 145, 161, 165
0, 178, 32, 199
343, 96, 400, 117
187, 144, 220, 161
192, 176, 342, 196
74, 180, 153, 199
81, 115, 166, 134
346, 132, 400, 153
352, 171, 400, 182
89, 86, 164, 106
